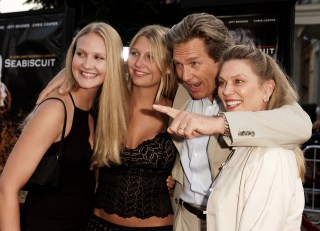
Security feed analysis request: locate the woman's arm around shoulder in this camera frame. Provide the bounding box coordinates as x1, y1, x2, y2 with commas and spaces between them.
36, 68, 67, 104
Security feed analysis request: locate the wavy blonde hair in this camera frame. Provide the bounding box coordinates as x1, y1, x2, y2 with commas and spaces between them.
219, 45, 305, 179
127, 25, 178, 102
64, 22, 129, 167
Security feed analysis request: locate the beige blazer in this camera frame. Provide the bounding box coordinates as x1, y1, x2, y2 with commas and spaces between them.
206, 147, 304, 231
170, 84, 312, 211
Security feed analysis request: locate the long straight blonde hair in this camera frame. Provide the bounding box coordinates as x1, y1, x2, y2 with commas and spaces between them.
64, 22, 130, 167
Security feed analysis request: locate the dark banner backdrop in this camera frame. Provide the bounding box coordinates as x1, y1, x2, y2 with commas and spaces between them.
179, 0, 296, 76
219, 14, 279, 59
0, 8, 74, 115
0, 8, 74, 168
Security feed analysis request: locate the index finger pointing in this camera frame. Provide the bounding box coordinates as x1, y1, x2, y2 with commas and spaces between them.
152, 104, 179, 119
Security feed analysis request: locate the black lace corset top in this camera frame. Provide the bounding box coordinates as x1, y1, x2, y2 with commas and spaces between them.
94, 132, 177, 219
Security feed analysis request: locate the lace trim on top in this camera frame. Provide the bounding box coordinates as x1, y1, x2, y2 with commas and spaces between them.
95, 132, 177, 218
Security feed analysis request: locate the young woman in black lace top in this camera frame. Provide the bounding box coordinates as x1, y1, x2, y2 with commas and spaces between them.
87, 25, 178, 231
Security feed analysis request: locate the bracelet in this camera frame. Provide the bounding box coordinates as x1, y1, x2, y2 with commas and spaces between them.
218, 113, 230, 137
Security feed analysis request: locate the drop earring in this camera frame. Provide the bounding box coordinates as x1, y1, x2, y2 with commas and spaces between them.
263, 95, 269, 102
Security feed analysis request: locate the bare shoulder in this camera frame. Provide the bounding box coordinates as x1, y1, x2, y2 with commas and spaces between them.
39, 90, 70, 109
35, 92, 69, 120
45, 89, 67, 101
20, 92, 70, 143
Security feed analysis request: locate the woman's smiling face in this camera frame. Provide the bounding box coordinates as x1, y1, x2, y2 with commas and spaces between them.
218, 59, 271, 112
72, 32, 107, 91
127, 36, 162, 89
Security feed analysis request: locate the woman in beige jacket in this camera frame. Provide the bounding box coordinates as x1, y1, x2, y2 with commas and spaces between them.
206, 45, 305, 231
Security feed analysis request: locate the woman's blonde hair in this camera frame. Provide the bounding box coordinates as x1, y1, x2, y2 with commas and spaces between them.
127, 25, 178, 102
64, 22, 129, 167
219, 45, 305, 179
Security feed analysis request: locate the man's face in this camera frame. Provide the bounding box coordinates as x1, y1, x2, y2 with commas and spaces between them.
173, 38, 219, 101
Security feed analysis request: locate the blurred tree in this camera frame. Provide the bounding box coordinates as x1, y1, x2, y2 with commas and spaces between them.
24, 0, 181, 44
